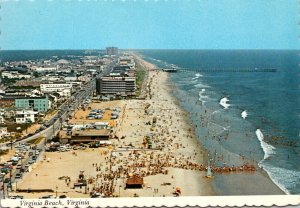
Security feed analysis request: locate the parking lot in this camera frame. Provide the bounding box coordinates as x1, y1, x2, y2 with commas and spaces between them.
0, 141, 44, 199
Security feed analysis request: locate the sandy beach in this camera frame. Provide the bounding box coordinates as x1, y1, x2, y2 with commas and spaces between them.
12, 55, 215, 198
11, 55, 284, 199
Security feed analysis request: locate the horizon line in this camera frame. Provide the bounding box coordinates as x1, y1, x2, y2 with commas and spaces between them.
1, 48, 299, 51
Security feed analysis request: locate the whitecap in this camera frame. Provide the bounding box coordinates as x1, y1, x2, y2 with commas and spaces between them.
194, 83, 210, 88
198, 89, 210, 101
241, 110, 248, 119
192, 73, 204, 80
219, 97, 230, 109
255, 129, 276, 160
195, 73, 203, 77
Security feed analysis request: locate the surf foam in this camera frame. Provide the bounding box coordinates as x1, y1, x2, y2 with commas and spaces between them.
241, 110, 248, 119
255, 129, 276, 160
194, 83, 210, 88
258, 161, 300, 195
198, 89, 210, 103
219, 97, 230, 109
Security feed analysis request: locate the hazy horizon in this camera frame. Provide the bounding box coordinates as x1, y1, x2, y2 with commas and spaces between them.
2, 0, 299, 50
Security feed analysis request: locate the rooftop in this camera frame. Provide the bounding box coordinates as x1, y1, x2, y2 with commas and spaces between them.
72, 129, 110, 137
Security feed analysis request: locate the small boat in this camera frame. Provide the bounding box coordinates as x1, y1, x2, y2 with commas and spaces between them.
205, 162, 214, 179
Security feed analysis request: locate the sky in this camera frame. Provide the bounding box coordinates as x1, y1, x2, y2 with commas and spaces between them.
1, 0, 299, 50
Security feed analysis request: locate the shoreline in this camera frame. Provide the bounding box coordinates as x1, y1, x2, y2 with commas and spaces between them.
11, 53, 285, 198
129, 54, 216, 196
135, 54, 285, 196
13, 55, 215, 198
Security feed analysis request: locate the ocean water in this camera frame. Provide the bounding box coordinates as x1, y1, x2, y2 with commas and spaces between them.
139, 50, 300, 195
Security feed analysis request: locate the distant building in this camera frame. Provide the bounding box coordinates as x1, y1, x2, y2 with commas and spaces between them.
57, 59, 69, 66
40, 83, 73, 97
15, 110, 38, 124
15, 96, 50, 112
64, 74, 78, 82
118, 56, 135, 67
1, 71, 31, 79
15, 80, 42, 87
0, 115, 4, 124
106, 47, 119, 56
0, 127, 9, 139
0, 96, 17, 107
96, 76, 136, 97
34, 66, 57, 72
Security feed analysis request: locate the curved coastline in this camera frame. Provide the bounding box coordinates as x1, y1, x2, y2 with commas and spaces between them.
135, 54, 285, 196
134, 53, 215, 196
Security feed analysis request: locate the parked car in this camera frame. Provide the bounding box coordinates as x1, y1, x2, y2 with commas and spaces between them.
9, 195, 24, 199
39, 195, 55, 199
15, 173, 22, 179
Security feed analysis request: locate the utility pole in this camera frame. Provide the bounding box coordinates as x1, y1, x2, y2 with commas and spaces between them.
2, 180, 5, 199
34, 144, 37, 162
10, 137, 13, 150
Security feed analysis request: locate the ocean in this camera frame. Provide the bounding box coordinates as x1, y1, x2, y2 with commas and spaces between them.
139, 50, 300, 195
1, 49, 299, 195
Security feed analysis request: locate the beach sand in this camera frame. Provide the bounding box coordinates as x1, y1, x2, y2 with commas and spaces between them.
12, 55, 283, 198
13, 56, 214, 198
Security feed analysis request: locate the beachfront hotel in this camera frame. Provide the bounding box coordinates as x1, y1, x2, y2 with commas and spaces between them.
97, 76, 136, 97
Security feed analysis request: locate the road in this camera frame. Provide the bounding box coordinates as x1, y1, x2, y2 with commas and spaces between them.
0, 60, 116, 199
0, 78, 96, 149
0, 78, 96, 199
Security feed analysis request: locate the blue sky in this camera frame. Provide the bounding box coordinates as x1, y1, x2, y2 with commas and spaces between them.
1, 0, 299, 50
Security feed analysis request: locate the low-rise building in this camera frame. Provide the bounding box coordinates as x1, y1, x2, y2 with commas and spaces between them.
15, 110, 38, 124
118, 56, 135, 67
59, 129, 111, 144
0, 115, 4, 124
40, 83, 73, 97
34, 66, 57, 72
0, 96, 16, 107
1, 71, 31, 79
15, 96, 50, 112
15, 80, 42, 87
0, 127, 9, 139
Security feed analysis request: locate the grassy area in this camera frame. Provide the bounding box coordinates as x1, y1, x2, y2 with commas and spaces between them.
0, 123, 31, 132
27, 137, 44, 145
0, 149, 9, 156
8, 85, 38, 90
135, 59, 147, 97
0, 77, 18, 85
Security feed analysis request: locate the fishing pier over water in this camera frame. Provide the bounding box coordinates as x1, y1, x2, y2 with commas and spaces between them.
155, 68, 277, 73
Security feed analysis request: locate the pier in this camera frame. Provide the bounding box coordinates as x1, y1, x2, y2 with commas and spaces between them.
156, 68, 277, 73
